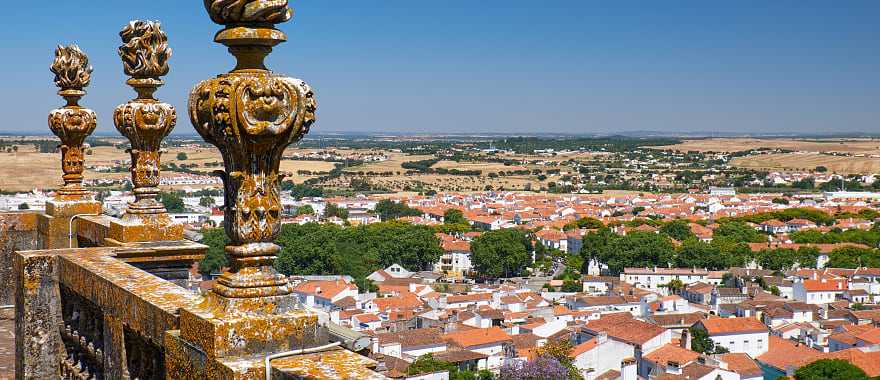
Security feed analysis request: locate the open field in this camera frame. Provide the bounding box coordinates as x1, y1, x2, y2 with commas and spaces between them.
343, 153, 435, 173
654, 138, 880, 154
731, 152, 880, 174
0, 146, 343, 192
433, 160, 528, 173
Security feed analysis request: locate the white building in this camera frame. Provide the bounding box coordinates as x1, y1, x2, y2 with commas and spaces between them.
792, 279, 847, 304
621, 267, 710, 291
694, 317, 769, 357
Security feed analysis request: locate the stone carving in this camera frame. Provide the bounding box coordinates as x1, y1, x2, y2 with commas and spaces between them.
205, 0, 293, 24
48, 45, 97, 200
190, 0, 315, 301
113, 21, 177, 218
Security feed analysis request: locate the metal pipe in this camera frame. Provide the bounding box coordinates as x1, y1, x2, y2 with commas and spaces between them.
264, 341, 341, 380
0, 305, 13, 310
68, 213, 102, 248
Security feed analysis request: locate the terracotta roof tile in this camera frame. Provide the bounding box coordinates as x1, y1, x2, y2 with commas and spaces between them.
697, 317, 767, 335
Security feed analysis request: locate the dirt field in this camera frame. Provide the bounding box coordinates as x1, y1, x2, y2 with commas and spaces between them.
655, 138, 880, 154
731, 152, 880, 174
0, 146, 342, 192
433, 160, 528, 173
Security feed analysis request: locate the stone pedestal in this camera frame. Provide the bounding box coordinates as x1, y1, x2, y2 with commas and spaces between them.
166, 292, 321, 379
107, 214, 184, 244
38, 198, 102, 250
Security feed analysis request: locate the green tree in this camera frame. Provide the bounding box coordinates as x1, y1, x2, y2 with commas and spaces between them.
471, 228, 532, 278
199, 196, 215, 208
714, 221, 766, 243
323, 203, 349, 219
664, 278, 685, 293
794, 359, 869, 380
295, 204, 315, 216
176, 152, 188, 160
660, 220, 696, 241
676, 239, 726, 269
374, 199, 421, 221
564, 217, 604, 231
198, 228, 229, 276
284, 182, 324, 199
585, 231, 675, 275
18, 202, 29, 210
690, 327, 728, 354
827, 246, 880, 268
408, 354, 453, 376
159, 191, 185, 213
444, 208, 468, 225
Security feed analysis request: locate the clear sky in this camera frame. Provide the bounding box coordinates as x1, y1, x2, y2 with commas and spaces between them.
1, 1, 878, 136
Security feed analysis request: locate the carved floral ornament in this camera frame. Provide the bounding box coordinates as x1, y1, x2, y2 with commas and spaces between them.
205, 0, 293, 25
51, 44, 92, 93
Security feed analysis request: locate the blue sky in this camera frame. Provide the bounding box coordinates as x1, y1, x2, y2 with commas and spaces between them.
1, 1, 878, 135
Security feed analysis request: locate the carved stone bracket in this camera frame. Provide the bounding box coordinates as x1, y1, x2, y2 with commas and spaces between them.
49, 45, 97, 200
113, 20, 177, 219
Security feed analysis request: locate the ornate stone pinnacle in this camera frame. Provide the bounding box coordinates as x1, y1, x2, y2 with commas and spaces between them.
114, 21, 177, 219
49, 45, 97, 199
191, 0, 315, 306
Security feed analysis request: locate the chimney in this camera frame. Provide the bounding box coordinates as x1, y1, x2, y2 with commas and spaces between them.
680, 328, 691, 350
597, 332, 608, 345
666, 361, 682, 375
620, 357, 637, 380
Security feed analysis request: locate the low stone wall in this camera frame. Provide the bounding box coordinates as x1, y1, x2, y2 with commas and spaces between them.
0, 212, 39, 310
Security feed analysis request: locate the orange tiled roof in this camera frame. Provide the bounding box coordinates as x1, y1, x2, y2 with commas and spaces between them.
698, 317, 767, 335
444, 327, 511, 348
643, 344, 700, 366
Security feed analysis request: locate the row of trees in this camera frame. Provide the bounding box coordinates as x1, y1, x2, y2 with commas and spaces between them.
580, 224, 824, 274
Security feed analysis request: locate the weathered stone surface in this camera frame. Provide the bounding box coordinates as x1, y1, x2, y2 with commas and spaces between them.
56, 248, 200, 346
39, 198, 102, 249
48, 45, 98, 201
179, 294, 319, 359
14, 250, 62, 380
114, 20, 177, 221
0, 213, 39, 307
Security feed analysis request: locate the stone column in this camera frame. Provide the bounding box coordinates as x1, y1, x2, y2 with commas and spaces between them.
108, 20, 183, 243
167, 1, 321, 377
40, 45, 102, 249
188, 0, 316, 308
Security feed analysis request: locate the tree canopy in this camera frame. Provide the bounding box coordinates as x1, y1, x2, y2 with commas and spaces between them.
470, 228, 533, 278
444, 208, 468, 225
794, 359, 869, 380
374, 199, 422, 221
274, 221, 443, 281
660, 220, 696, 241
159, 191, 185, 213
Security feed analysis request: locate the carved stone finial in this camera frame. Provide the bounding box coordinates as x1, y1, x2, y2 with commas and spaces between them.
190, 0, 315, 307
49, 45, 97, 199
118, 20, 171, 81
205, 0, 293, 25
50, 45, 92, 97
114, 21, 178, 221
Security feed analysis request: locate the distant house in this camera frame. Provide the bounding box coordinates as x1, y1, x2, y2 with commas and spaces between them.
693, 317, 769, 357
621, 267, 710, 291
443, 327, 512, 370
792, 278, 847, 304
373, 328, 447, 359
292, 279, 359, 311
568, 332, 636, 380
367, 264, 414, 283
